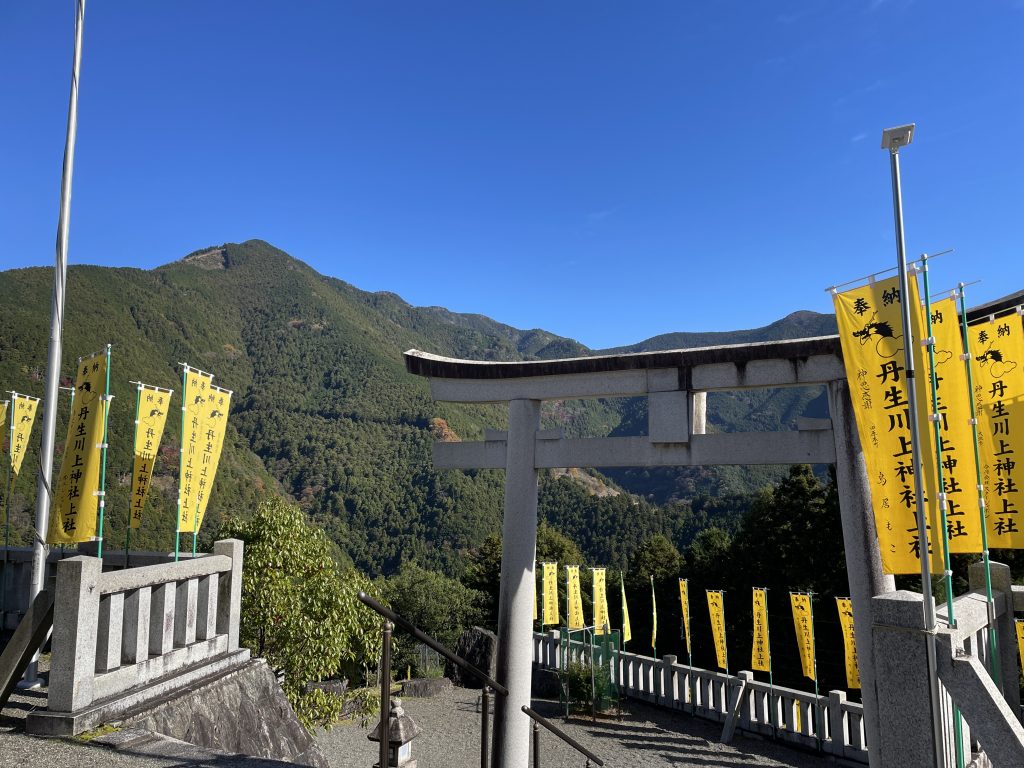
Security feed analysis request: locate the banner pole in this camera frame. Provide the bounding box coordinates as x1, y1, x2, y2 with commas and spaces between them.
682, 579, 694, 715
808, 592, 821, 752
921, 258, 966, 768
1, 401, 13, 623
95, 344, 112, 560
125, 382, 142, 569
175, 365, 188, 562
25, 0, 86, 689
763, 587, 777, 740
957, 284, 1002, 686
192, 501, 199, 557
885, 128, 946, 768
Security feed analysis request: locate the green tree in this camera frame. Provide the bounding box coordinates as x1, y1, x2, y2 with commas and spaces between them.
462, 522, 587, 630
220, 497, 383, 729
384, 562, 486, 669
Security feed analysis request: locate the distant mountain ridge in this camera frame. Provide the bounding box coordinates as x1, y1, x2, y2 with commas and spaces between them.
0, 240, 834, 575
602, 310, 838, 355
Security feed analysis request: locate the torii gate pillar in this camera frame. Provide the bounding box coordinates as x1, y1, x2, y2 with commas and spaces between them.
491, 398, 541, 768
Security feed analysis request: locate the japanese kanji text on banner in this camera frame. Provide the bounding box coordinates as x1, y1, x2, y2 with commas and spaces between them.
130, 385, 171, 529
193, 385, 231, 532
566, 565, 584, 630
751, 588, 770, 673
837, 597, 860, 689
9, 394, 39, 477
790, 593, 816, 681
49, 352, 107, 544
679, 578, 691, 657
971, 313, 1024, 548
542, 562, 558, 626
707, 590, 727, 671
178, 368, 214, 532
833, 274, 942, 574
925, 296, 983, 553
592, 567, 609, 634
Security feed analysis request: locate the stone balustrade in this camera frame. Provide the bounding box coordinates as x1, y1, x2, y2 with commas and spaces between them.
27, 539, 249, 735
532, 629, 869, 764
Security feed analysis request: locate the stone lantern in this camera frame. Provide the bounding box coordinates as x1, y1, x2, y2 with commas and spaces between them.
367, 698, 422, 767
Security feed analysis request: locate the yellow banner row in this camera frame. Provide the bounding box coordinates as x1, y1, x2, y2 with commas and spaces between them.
835, 275, 1024, 573
4, 355, 231, 547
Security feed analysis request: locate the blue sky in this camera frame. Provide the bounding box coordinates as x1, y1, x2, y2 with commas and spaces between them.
2, 2, 1022, 349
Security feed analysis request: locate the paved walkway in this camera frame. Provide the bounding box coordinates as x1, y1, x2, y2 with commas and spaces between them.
317, 686, 835, 768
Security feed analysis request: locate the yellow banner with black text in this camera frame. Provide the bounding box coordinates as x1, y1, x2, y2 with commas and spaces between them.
130, 384, 171, 529
834, 274, 943, 574
49, 352, 108, 544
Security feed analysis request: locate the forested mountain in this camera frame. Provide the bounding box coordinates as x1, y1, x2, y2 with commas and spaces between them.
0, 240, 833, 575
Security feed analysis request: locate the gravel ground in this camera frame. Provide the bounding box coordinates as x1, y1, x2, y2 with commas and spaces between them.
3, 673, 833, 768
317, 686, 835, 768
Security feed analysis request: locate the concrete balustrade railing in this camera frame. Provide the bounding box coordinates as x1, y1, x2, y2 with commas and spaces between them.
1, 545, 191, 631
45, 539, 246, 719
533, 629, 869, 764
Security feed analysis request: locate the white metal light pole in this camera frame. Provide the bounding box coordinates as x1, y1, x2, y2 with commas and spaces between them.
24, 0, 87, 687
881, 123, 946, 768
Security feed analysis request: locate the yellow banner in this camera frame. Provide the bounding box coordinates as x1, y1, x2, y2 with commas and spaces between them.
0, 400, 7, 460
566, 566, 584, 629
129, 385, 172, 529
834, 274, 942, 574
790, 593, 816, 681
49, 352, 108, 544
651, 576, 658, 650
620, 579, 631, 643
193, 386, 231, 532
9, 394, 39, 478
707, 590, 727, 671
592, 568, 609, 634
751, 588, 770, 673
924, 296, 983, 553
542, 562, 558, 625
679, 578, 691, 656
837, 597, 860, 689
971, 314, 1024, 548
1016, 620, 1024, 677
178, 368, 214, 532
534, 571, 538, 622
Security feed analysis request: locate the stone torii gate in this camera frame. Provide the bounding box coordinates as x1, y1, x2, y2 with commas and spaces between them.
405, 335, 892, 768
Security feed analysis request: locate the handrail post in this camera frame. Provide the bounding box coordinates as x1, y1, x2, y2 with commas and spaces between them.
378, 620, 392, 768
481, 685, 491, 768
532, 719, 540, 768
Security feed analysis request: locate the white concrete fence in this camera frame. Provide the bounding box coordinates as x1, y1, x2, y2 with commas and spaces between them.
27, 538, 249, 735
533, 630, 869, 763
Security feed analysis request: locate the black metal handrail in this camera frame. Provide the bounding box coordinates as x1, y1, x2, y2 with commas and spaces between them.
522, 705, 605, 766
358, 591, 508, 695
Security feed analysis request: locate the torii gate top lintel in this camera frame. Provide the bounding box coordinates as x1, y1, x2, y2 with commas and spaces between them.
405, 334, 845, 407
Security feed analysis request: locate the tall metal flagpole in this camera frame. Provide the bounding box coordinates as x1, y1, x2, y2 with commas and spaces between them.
957, 284, 1001, 686
25, 0, 87, 689
883, 123, 946, 768
920, 258, 965, 768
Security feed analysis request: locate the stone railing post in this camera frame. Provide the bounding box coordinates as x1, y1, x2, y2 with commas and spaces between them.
663, 655, 677, 704
48, 556, 102, 712
829, 690, 847, 756
872, 590, 944, 766
969, 560, 1019, 714
213, 539, 244, 651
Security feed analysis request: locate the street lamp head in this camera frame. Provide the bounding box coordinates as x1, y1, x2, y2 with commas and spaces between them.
881, 124, 915, 151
